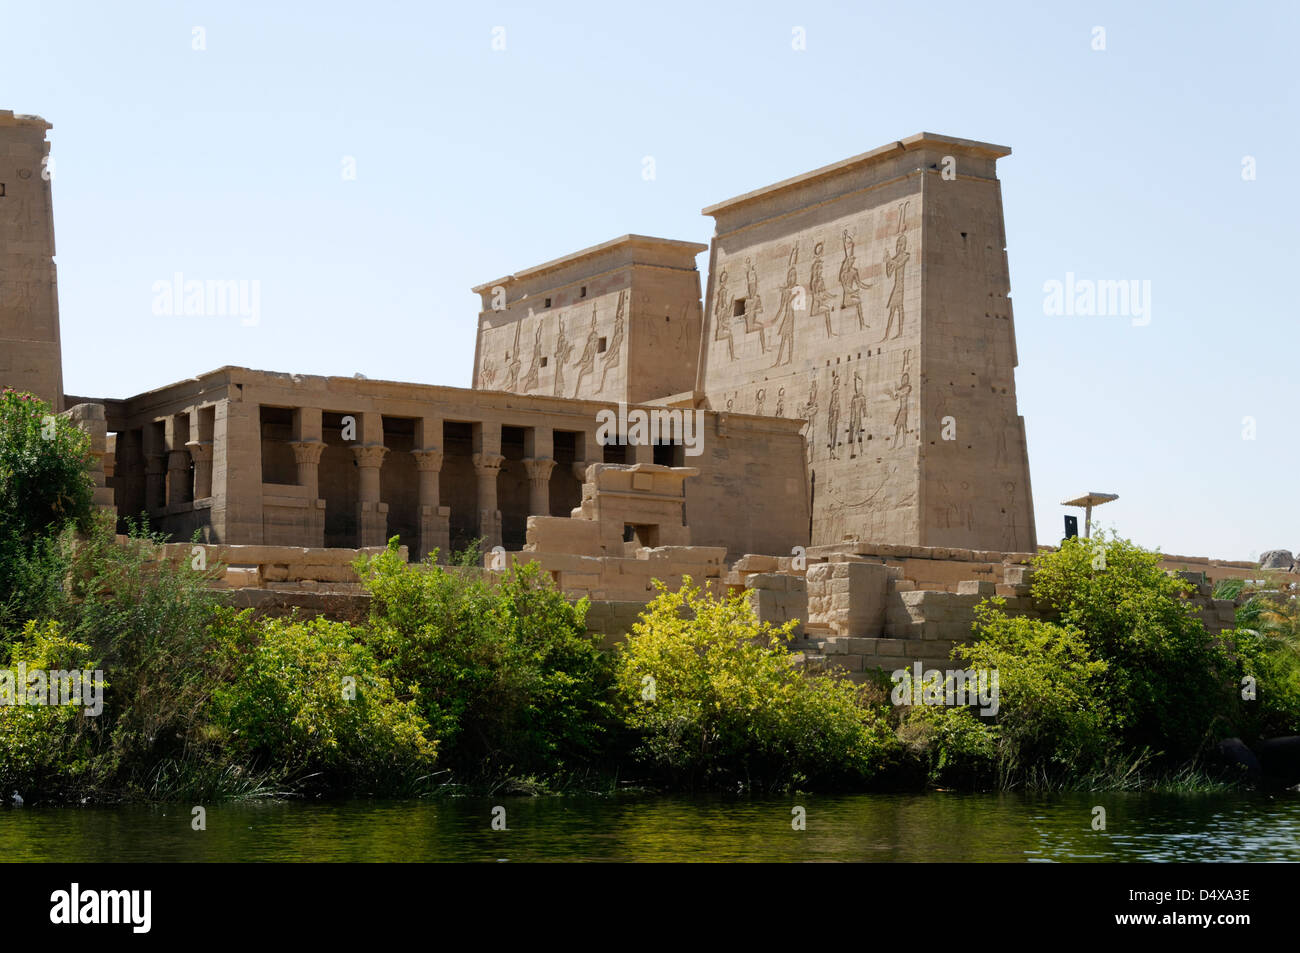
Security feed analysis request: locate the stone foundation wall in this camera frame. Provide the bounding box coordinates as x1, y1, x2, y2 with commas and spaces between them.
151, 541, 403, 591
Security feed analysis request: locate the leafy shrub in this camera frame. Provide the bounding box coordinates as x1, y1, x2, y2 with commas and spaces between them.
953, 601, 1115, 783
896, 703, 999, 788
614, 579, 900, 790
208, 613, 437, 793
356, 540, 614, 781
0, 620, 106, 801
0, 389, 96, 626
1027, 533, 1235, 761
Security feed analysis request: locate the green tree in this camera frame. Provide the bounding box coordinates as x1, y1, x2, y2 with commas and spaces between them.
1014, 533, 1236, 762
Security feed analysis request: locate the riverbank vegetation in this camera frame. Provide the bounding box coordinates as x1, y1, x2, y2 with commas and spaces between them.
1, 389, 1298, 803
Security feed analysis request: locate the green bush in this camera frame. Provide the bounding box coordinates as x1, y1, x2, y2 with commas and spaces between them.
896, 702, 999, 789
207, 613, 438, 792
0, 620, 107, 802
1027, 533, 1236, 761
51, 521, 225, 783
614, 579, 900, 790
1233, 627, 1300, 741
0, 389, 96, 626
953, 601, 1116, 783
356, 540, 614, 782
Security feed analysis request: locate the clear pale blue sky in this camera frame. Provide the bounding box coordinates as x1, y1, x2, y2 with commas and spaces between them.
3, 1, 1296, 561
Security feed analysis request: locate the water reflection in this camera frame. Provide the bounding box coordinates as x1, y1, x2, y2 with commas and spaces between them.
2, 792, 1296, 862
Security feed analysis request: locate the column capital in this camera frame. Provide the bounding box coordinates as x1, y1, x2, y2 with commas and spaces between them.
523, 456, 556, 483
412, 447, 445, 472
351, 444, 390, 468
289, 439, 326, 466
472, 452, 505, 474
572, 461, 595, 483
185, 440, 214, 464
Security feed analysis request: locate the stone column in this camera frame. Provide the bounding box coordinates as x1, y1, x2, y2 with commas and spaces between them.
145, 453, 167, 513
213, 397, 264, 544
352, 444, 390, 548
630, 440, 655, 466
289, 440, 325, 496
186, 440, 214, 499
472, 451, 505, 550
412, 447, 450, 561
522, 457, 556, 517
290, 439, 326, 547
166, 450, 191, 505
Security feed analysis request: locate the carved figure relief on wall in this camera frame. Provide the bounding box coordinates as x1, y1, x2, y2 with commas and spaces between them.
521, 318, 543, 393
712, 268, 736, 361
889, 348, 913, 448
502, 322, 522, 393
771, 246, 798, 367
552, 317, 572, 397
572, 306, 600, 397
598, 290, 626, 392
742, 257, 767, 353
838, 228, 872, 332
809, 240, 834, 338
827, 368, 841, 460
881, 202, 910, 341
847, 372, 867, 458
801, 376, 819, 463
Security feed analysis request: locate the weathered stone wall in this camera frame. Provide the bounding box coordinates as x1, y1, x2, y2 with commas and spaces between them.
152, 540, 402, 590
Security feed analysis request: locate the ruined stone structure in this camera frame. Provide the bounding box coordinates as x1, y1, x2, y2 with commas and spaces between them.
89, 366, 806, 562
0, 111, 63, 412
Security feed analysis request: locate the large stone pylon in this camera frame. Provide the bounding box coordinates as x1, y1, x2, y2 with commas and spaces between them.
0, 110, 63, 412
696, 133, 1036, 552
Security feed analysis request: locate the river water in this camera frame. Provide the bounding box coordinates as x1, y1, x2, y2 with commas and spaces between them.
3, 792, 1297, 862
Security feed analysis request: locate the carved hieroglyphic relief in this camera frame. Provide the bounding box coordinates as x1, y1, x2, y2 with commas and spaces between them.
479, 357, 498, 389
502, 322, 522, 393
755, 387, 766, 416
771, 246, 798, 367
847, 372, 867, 458
552, 317, 572, 397
521, 318, 543, 393
742, 257, 767, 353
598, 290, 627, 393
827, 368, 841, 460
881, 202, 910, 341
838, 228, 872, 331
889, 348, 913, 449
713, 268, 736, 361
801, 377, 819, 463
572, 306, 599, 398
809, 240, 834, 338
775, 386, 785, 418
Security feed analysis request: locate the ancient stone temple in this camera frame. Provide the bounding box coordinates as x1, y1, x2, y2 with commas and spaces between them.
0, 110, 63, 412
1, 112, 1036, 562
694, 134, 1035, 552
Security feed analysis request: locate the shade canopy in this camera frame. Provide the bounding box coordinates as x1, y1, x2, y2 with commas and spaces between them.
1061, 492, 1119, 508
